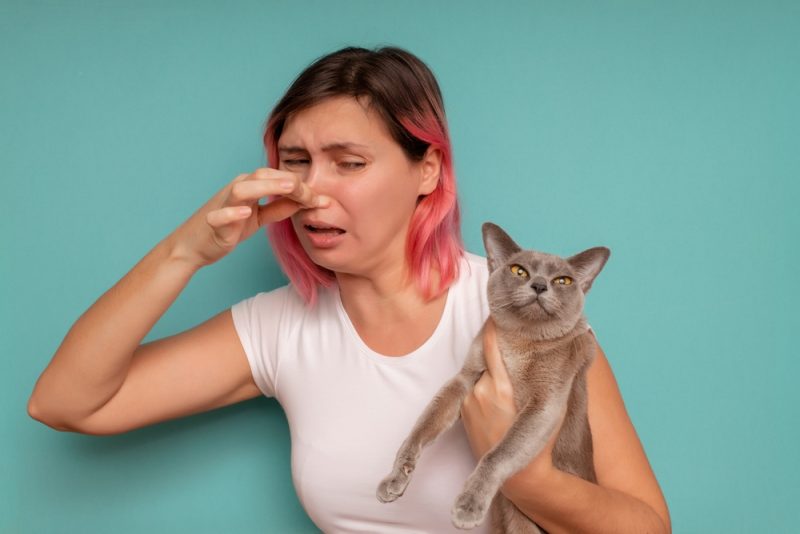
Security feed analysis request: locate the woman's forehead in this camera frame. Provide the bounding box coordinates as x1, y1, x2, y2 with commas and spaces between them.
280, 96, 390, 149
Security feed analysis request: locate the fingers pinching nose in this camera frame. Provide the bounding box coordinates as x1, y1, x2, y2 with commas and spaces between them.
315, 195, 332, 208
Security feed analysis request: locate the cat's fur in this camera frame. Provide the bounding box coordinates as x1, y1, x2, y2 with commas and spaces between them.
376, 222, 610, 533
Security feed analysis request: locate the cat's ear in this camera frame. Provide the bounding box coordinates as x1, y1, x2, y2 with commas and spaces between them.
482, 222, 522, 272
566, 247, 610, 294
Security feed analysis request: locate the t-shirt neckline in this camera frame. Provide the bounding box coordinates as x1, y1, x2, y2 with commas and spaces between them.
331, 278, 456, 366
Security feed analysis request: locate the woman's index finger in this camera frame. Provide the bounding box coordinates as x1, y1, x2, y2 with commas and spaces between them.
287, 180, 330, 208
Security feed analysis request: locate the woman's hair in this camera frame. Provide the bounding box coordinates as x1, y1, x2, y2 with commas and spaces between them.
263, 45, 464, 305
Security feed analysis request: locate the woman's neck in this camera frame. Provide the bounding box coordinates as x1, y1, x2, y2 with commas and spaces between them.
334, 258, 447, 357
335, 262, 429, 326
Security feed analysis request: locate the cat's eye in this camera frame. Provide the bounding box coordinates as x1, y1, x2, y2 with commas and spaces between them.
553, 276, 573, 286
510, 264, 529, 278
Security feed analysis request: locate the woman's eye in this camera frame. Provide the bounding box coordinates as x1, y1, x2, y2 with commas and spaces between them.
282, 159, 309, 166
510, 264, 529, 278
553, 276, 574, 286
339, 161, 365, 169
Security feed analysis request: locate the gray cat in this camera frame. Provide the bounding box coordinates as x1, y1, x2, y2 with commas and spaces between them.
376, 222, 610, 533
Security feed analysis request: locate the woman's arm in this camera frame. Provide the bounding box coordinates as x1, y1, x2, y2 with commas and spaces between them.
27, 235, 267, 435
28, 237, 200, 429
28, 169, 320, 432
461, 322, 671, 534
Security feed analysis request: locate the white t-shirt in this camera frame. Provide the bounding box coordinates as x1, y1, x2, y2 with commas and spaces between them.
230, 252, 492, 534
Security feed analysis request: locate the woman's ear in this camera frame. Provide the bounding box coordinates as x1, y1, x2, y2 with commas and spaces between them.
417, 146, 442, 196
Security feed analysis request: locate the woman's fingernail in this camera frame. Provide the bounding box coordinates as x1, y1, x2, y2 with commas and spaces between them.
316, 195, 331, 207
280, 179, 294, 190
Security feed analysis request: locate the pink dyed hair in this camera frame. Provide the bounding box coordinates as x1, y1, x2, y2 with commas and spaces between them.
263, 46, 464, 305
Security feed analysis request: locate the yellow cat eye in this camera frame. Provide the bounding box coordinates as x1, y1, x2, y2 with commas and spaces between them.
510, 264, 529, 278
553, 276, 574, 286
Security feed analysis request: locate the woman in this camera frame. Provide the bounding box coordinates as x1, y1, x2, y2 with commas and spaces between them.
28, 46, 670, 533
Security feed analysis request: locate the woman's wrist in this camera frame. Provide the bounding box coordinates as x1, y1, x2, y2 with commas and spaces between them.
159, 233, 206, 273
500, 456, 559, 504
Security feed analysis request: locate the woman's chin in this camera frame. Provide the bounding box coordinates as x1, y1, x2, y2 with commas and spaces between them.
300, 243, 348, 273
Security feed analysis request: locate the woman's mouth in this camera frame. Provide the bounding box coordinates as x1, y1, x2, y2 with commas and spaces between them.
302, 224, 346, 248
304, 224, 345, 235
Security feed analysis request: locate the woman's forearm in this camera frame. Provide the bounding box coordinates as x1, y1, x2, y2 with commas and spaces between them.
503, 467, 670, 534
28, 235, 199, 429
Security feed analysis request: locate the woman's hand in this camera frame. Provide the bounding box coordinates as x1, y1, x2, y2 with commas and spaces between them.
460, 318, 566, 492
166, 168, 329, 269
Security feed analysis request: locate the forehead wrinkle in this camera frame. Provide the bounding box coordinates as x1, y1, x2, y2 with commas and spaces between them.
278, 99, 380, 156
278, 141, 371, 155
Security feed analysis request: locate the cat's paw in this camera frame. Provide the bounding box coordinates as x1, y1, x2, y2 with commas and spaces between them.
376, 470, 411, 503
451, 492, 489, 529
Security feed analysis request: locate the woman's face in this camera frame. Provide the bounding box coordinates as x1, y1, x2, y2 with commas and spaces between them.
278, 96, 440, 279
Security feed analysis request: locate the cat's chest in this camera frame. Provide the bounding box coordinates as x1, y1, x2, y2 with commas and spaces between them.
496, 338, 576, 394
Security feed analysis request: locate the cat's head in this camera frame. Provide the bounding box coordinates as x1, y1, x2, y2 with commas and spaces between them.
482, 222, 610, 339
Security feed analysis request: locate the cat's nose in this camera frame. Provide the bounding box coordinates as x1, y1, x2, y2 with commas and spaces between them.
531, 279, 548, 294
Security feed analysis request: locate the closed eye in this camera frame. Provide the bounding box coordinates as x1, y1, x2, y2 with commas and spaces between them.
339, 161, 365, 169
281, 159, 364, 170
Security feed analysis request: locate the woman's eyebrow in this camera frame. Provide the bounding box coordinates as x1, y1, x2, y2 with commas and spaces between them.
278, 142, 370, 154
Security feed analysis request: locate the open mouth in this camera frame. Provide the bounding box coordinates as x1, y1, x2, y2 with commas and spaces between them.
304, 224, 346, 235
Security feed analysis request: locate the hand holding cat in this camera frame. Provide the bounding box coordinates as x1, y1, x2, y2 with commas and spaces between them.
461, 318, 567, 489
461, 318, 516, 459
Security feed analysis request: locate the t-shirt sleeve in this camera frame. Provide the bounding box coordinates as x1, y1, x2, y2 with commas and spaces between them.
230, 287, 289, 398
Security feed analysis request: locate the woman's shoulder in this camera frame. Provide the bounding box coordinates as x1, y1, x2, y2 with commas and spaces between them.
462, 250, 488, 272
230, 283, 339, 354
450, 250, 490, 306
457, 250, 490, 287
238, 283, 293, 306
233, 283, 317, 319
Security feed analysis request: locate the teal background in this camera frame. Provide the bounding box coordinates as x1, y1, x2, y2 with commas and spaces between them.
3, 1, 798, 532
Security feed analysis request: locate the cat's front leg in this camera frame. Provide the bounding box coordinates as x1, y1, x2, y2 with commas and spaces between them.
377, 334, 486, 504
377, 368, 480, 503
376, 434, 418, 503
451, 387, 571, 529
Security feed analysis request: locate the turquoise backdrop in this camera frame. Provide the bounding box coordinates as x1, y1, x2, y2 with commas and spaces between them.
3, 1, 798, 532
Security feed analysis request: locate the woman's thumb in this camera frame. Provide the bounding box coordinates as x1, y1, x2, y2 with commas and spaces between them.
482, 318, 508, 379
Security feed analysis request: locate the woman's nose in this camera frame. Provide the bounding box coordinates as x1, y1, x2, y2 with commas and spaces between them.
303, 161, 332, 194
303, 161, 323, 188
